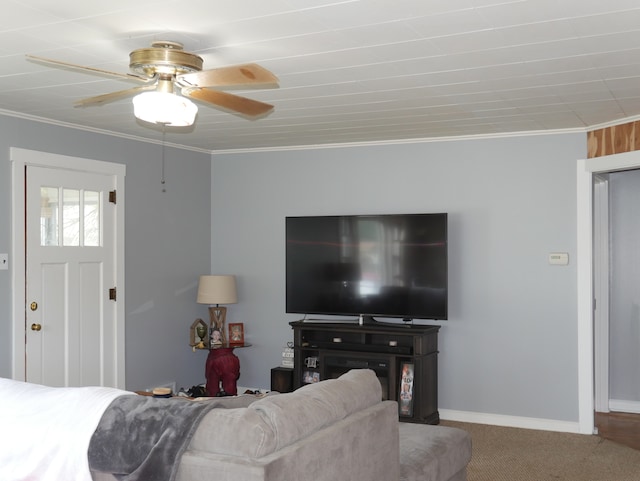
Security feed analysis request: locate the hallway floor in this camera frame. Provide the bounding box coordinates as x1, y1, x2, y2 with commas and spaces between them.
595, 411, 640, 451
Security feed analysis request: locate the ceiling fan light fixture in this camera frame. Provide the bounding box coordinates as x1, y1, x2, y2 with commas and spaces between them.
132, 91, 198, 126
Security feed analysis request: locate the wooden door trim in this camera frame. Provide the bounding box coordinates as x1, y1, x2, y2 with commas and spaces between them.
10, 147, 126, 388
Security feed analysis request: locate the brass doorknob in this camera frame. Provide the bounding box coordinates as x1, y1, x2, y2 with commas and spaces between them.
31, 323, 42, 331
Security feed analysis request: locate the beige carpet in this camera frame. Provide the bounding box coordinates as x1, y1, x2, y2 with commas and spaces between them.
441, 420, 640, 481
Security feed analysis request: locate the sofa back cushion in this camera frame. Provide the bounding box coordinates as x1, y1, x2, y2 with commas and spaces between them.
189, 406, 277, 458
188, 369, 382, 458
250, 368, 381, 451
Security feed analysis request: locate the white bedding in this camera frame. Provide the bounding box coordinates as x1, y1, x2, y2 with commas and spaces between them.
0, 377, 131, 481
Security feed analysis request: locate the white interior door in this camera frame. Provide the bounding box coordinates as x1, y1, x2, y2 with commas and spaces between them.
11, 147, 126, 389
26, 166, 117, 387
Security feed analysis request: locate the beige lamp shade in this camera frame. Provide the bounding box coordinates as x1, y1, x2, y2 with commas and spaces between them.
197, 275, 238, 305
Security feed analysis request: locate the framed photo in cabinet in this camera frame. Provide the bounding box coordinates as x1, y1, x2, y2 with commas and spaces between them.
399, 362, 414, 417
303, 370, 320, 384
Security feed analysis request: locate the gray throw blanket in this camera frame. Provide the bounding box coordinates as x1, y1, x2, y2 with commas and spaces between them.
88, 394, 218, 481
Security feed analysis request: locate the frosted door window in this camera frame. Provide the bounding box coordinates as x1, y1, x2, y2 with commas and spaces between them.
40, 187, 59, 246
40, 187, 101, 247
63, 189, 80, 246
83, 191, 100, 246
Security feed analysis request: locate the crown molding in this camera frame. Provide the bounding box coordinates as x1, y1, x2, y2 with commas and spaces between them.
211, 127, 586, 155
0, 109, 210, 154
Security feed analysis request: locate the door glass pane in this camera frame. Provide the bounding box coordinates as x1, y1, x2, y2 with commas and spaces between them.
63, 189, 80, 246
84, 191, 100, 246
40, 187, 59, 246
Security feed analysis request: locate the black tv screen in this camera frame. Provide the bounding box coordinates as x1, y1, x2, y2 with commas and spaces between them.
286, 213, 448, 321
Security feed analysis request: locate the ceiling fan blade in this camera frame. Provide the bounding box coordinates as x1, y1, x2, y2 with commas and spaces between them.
75, 85, 157, 108
26, 54, 154, 83
177, 64, 279, 89
183, 88, 274, 118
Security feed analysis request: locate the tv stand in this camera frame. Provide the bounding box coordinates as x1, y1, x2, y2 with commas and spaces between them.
290, 320, 440, 424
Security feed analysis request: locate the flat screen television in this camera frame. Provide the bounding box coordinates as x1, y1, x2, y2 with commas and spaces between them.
286, 213, 448, 322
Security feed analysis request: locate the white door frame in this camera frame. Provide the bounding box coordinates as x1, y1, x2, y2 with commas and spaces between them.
592, 175, 610, 413
577, 149, 640, 434
10, 147, 127, 388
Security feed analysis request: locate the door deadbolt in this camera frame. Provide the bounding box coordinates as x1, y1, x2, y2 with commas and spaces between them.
30, 302, 38, 311
31, 323, 42, 331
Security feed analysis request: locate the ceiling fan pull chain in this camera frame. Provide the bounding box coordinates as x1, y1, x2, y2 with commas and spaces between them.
161, 125, 167, 192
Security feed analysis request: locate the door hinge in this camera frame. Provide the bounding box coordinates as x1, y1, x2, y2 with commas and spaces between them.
109, 287, 117, 301
109, 190, 117, 204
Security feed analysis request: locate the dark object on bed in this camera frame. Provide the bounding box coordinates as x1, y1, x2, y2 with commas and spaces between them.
187, 385, 208, 398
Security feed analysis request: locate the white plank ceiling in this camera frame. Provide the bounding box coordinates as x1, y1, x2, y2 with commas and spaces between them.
2, 0, 640, 151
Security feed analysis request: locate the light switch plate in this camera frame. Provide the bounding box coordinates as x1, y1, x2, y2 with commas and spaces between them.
0, 254, 7, 270
549, 252, 569, 265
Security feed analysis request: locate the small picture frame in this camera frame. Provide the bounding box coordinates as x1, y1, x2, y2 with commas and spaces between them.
189, 318, 210, 349
229, 323, 244, 344
399, 362, 414, 417
303, 370, 320, 384
210, 326, 224, 346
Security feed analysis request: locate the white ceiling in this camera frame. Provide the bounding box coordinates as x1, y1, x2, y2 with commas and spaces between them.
2, 0, 640, 152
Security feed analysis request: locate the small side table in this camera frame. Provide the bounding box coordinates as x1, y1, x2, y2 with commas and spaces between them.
271, 367, 294, 393
205, 342, 251, 396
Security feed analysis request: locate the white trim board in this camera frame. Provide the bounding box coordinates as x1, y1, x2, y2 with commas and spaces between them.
440, 409, 581, 434
609, 400, 640, 414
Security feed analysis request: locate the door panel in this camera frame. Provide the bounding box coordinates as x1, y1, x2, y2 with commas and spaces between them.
39, 263, 67, 384
79, 261, 104, 385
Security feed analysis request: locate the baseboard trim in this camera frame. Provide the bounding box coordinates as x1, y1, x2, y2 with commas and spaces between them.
237, 389, 589, 433
440, 409, 582, 434
609, 399, 640, 414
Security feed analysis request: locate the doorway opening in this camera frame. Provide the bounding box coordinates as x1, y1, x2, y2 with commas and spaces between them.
577, 150, 640, 434
10, 147, 126, 388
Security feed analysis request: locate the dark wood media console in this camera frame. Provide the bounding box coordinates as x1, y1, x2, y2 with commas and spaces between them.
290, 320, 440, 424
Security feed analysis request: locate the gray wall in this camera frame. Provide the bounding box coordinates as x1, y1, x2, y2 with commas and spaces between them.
0, 115, 212, 391
609, 169, 640, 405
0, 114, 590, 422
211, 133, 586, 422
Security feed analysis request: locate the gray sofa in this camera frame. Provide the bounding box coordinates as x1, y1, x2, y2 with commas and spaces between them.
400, 422, 471, 481
91, 369, 471, 481
181, 368, 399, 481
91, 369, 399, 481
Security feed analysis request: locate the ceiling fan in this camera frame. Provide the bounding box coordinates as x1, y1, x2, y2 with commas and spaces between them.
26, 41, 279, 126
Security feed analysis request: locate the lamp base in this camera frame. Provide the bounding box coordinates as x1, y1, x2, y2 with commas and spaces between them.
208, 306, 227, 344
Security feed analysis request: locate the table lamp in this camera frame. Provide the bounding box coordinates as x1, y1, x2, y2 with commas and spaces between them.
197, 275, 237, 345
